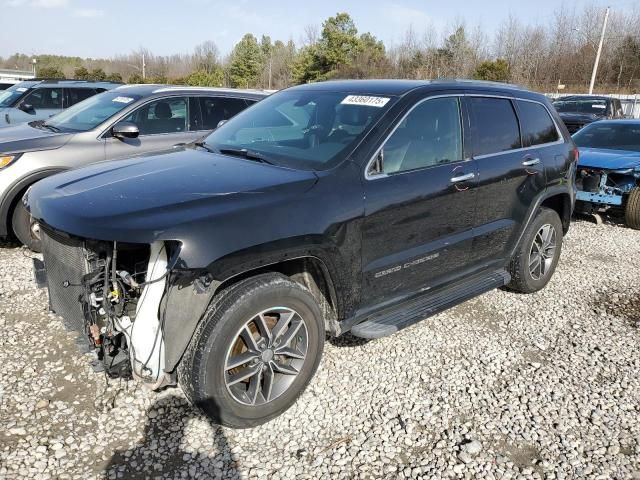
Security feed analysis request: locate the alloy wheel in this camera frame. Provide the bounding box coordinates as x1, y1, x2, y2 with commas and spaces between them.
224, 307, 308, 406
528, 224, 557, 280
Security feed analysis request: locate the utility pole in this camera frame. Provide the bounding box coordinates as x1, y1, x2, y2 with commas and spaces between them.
268, 52, 272, 90
589, 6, 610, 95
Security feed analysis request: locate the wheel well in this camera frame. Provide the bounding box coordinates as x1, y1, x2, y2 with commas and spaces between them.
2, 170, 65, 239
214, 257, 340, 334
5, 185, 30, 239
541, 194, 571, 233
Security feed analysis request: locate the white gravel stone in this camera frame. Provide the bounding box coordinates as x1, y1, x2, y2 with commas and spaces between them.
1, 220, 639, 479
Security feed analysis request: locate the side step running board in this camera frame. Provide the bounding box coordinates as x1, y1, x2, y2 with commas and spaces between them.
350, 269, 510, 339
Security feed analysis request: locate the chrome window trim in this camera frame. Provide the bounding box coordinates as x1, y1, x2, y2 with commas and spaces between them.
98, 93, 257, 140
365, 94, 467, 180
513, 97, 565, 149
98, 94, 192, 140
365, 93, 566, 180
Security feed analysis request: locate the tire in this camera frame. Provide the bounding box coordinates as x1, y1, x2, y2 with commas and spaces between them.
507, 207, 563, 294
178, 273, 325, 428
625, 187, 640, 230
11, 201, 41, 253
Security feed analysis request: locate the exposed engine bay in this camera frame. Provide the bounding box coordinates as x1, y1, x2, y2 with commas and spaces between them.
82, 240, 171, 387
575, 166, 640, 213
39, 227, 177, 388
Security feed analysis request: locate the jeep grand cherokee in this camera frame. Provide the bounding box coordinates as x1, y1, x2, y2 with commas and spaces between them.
27, 80, 577, 428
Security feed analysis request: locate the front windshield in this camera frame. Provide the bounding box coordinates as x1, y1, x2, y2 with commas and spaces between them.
203, 89, 396, 170
0, 85, 28, 107
44, 91, 143, 132
553, 99, 607, 115
573, 123, 640, 152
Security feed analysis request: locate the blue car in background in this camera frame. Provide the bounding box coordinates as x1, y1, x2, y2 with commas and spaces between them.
573, 120, 640, 228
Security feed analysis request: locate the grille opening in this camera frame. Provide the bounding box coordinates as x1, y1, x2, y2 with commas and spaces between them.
40, 227, 155, 377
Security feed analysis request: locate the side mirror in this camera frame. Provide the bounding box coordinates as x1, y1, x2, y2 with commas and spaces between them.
112, 121, 140, 140
216, 119, 228, 128
19, 103, 34, 113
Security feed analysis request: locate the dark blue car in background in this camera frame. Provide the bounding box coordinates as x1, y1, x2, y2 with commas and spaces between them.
573, 120, 640, 228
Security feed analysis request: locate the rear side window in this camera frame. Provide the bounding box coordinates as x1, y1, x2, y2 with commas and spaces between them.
198, 97, 249, 130
516, 100, 559, 147
469, 97, 521, 156
66, 88, 96, 107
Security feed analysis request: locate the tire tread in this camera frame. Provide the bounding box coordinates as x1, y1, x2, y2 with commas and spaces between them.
506, 207, 563, 294
178, 272, 322, 428
625, 187, 640, 230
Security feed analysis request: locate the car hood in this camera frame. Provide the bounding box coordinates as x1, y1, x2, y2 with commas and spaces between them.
28, 147, 319, 243
578, 147, 640, 170
0, 122, 74, 153
559, 112, 602, 123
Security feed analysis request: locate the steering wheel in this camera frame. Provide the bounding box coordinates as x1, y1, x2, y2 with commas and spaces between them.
303, 124, 328, 148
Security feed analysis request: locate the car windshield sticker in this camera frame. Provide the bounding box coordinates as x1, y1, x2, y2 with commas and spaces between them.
341, 95, 390, 108
112, 96, 135, 104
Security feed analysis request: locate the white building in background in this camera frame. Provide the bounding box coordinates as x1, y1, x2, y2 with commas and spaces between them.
0, 69, 36, 89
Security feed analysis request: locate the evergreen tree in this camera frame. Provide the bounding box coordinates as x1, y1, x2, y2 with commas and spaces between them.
74, 66, 90, 80
228, 34, 262, 88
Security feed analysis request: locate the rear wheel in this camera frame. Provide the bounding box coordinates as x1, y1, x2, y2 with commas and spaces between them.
11, 201, 41, 253
178, 273, 324, 428
507, 207, 563, 293
624, 187, 640, 230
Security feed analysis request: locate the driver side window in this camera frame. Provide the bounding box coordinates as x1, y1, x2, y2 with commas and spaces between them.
22, 88, 63, 109
382, 97, 463, 174
123, 97, 188, 135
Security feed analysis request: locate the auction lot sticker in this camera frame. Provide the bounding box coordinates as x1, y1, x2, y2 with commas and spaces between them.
341, 95, 390, 107
112, 96, 135, 104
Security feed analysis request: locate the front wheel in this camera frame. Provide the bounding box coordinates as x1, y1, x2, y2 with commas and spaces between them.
178, 273, 325, 428
507, 207, 563, 293
12, 201, 42, 253
624, 187, 640, 230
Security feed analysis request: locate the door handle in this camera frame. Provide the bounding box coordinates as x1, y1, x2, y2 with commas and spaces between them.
522, 158, 541, 167
450, 172, 475, 183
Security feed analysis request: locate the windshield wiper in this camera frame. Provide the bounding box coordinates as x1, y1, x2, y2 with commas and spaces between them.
218, 148, 275, 165
41, 122, 61, 133
193, 141, 216, 153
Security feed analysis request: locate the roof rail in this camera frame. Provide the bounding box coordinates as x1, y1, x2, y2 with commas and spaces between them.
28, 78, 124, 85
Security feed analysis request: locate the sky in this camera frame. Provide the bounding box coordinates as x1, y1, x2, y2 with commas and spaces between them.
0, 0, 634, 59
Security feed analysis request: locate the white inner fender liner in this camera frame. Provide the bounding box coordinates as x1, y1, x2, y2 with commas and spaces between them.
118, 241, 169, 389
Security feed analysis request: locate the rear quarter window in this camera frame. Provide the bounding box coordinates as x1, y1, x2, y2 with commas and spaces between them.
516, 100, 559, 147
469, 97, 521, 156
66, 88, 97, 107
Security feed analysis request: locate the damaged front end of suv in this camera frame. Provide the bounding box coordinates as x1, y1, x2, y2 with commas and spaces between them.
36, 230, 184, 387
25, 141, 323, 397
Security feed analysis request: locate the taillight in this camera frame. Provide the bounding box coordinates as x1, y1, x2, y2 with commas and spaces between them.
573, 147, 579, 163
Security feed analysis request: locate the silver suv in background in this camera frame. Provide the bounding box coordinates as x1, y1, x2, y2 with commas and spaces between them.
0, 85, 268, 250
0, 79, 122, 128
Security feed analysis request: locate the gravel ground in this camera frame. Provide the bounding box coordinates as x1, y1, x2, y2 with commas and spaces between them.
1, 219, 639, 480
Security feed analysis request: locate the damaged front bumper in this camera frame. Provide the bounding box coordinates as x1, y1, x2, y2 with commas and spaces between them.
36, 225, 180, 389
575, 166, 639, 212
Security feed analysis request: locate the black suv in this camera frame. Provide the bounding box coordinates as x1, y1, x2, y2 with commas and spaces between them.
553, 95, 625, 134
28, 80, 577, 428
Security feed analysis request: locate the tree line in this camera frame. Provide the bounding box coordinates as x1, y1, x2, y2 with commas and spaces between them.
1, 4, 639, 93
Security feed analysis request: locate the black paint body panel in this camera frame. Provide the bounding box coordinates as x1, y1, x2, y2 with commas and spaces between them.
27, 80, 577, 336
